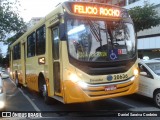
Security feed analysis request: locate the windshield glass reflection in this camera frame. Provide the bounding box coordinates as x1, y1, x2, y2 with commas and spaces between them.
67, 18, 136, 62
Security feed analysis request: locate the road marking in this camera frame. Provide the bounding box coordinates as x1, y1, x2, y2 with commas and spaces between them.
9, 78, 41, 112
9, 78, 16, 86
18, 88, 41, 112
110, 98, 137, 108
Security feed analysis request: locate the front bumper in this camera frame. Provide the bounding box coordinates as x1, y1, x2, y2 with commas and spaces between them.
63, 76, 139, 103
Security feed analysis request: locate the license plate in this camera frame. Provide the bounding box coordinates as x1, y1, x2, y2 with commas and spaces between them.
105, 85, 117, 91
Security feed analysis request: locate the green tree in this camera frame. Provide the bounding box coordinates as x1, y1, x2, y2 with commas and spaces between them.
0, 0, 26, 43
0, 48, 3, 66
128, 4, 160, 33
4, 31, 25, 45
0, 0, 26, 67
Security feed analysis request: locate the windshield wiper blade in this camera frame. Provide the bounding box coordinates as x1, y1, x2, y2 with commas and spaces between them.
87, 20, 102, 42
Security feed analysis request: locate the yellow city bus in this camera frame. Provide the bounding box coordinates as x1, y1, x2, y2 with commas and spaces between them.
9, 1, 139, 104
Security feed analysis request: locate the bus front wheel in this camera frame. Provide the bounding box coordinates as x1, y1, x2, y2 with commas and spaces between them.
38, 76, 51, 104
42, 84, 51, 104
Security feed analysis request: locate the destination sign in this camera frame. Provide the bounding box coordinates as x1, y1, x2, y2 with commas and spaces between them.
72, 4, 120, 17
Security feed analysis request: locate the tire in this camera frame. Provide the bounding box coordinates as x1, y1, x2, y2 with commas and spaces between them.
154, 90, 160, 108
15, 77, 20, 88
38, 76, 51, 104
42, 84, 51, 104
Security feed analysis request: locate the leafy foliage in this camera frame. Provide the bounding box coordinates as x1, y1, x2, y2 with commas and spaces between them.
0, 48, 3, 66
4, 32, 24, 45
128, 4, 160, 33
0, 0, 26, 42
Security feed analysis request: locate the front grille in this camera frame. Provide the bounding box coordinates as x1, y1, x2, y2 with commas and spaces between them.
83, 77, 134, 97
69, 56, 137, 75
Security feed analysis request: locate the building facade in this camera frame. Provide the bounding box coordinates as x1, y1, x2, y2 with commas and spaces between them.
125, 0, 160, 59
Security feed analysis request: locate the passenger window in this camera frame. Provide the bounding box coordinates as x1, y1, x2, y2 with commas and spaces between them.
52, 28, 59, 60
138, 63, 153, 79
27, 32, 36, 57
13, 43, 21, 60
36, 25, 46, 55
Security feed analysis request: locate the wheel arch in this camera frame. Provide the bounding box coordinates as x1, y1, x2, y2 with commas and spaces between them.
153, 88, 160, 98
38, 72, 52, 104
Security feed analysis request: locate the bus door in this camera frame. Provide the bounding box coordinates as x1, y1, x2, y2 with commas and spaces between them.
22, 42, 26, 85
52, 27, 61, 94
10, 49, 14, 79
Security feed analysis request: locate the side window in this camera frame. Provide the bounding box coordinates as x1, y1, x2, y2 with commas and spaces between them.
36, 25, 46, 55
138, 63, 145, 72
13, 43, 21, 60
27, 32, 36, 57
138, 63, 153, 79
52, 28, 59, 60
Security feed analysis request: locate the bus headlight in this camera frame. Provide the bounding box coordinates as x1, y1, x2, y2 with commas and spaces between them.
69, 74, 88, 89
130, 76, 135, 82
133, 68, 139, 77
10, 72, 13, 75
77, 81, 88, 89
69, 73, 79, 82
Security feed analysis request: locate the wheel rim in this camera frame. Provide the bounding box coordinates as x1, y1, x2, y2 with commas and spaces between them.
156, 93, 160, 107
15, 78, 18, 85
42, 84, 47, 97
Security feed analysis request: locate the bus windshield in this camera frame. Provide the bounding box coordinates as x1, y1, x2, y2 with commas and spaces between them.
67, 18, 136, 62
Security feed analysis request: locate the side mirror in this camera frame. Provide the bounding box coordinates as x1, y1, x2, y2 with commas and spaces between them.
140, 71, 147, 76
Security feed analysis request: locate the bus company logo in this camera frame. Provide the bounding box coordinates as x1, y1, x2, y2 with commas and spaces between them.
2, 112, 11, 118
90, 79, 103, 82
107, 75, 113, 81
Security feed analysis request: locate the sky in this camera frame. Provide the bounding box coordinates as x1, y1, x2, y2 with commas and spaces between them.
19, 0, 66, 22
1, 0, 67, 56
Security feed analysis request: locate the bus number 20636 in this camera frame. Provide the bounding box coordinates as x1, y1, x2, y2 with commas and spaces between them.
114, 74, 128, 80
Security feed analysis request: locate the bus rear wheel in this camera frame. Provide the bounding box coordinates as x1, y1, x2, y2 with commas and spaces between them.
15, 76, 20, 88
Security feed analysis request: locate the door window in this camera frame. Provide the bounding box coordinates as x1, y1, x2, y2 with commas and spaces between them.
138, 63, 153, 79
52, 28, 59, 60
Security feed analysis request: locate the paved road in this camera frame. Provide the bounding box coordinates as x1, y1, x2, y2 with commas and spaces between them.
1, 77, 160, 119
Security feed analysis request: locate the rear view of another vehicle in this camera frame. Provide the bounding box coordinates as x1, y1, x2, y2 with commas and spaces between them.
0, 67, 9, 79
0, 74, 6, 111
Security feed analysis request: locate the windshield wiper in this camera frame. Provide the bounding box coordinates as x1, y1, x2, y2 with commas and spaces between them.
87, 20, 102, 43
